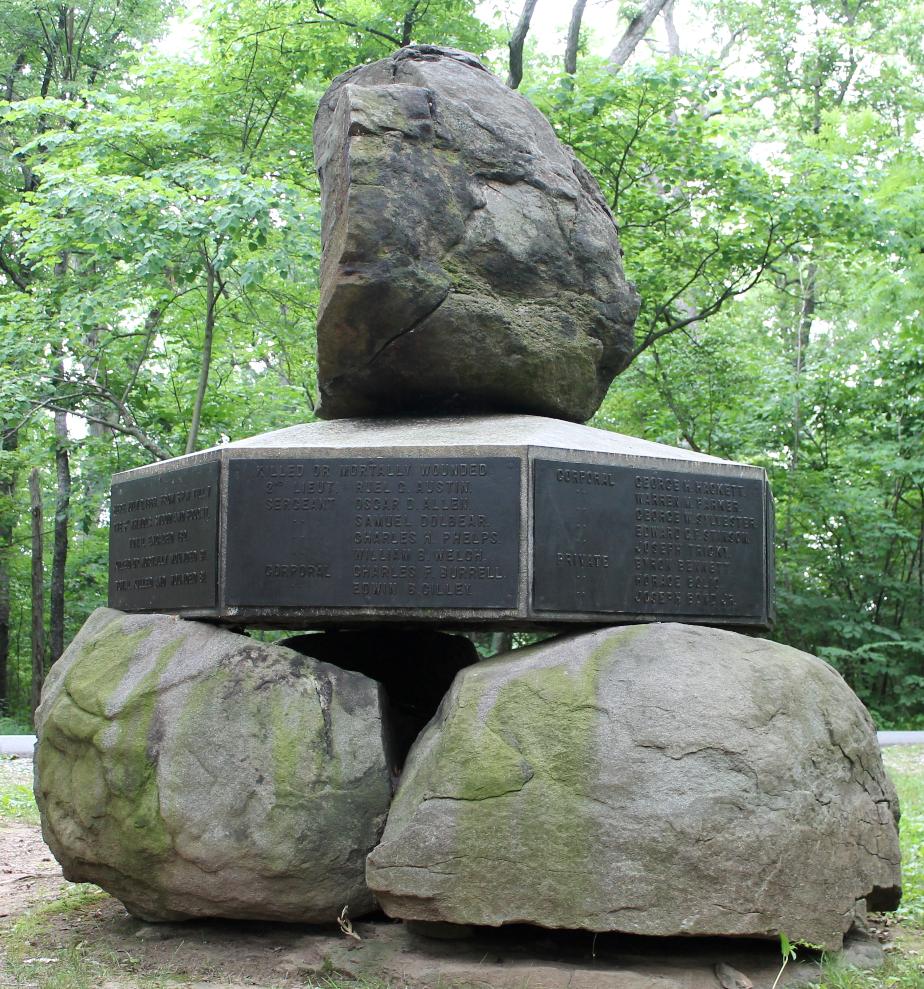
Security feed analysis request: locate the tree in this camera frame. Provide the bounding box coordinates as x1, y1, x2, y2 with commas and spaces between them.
28, 467, 44, 716
586, 0, 924, 721
564, 0, 587, 75
533, 59, 808, 365
0, 0, 173, 713
0, 0, 491, 721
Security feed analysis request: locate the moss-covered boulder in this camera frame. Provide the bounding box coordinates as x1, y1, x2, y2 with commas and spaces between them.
34, 608, 392, 923
366, 623, 901, 950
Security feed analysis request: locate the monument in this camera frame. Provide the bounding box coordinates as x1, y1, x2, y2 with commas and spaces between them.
34, 45, 899, 954
106, 44, 773, 631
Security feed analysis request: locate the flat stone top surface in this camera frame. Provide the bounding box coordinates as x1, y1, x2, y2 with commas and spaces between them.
113, 416, 750, 482
228, 416, 729, 459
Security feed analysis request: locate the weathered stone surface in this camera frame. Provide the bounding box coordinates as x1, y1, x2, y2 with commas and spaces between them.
34, 608, 392, 922
280, 630, 477, 769
314, 45, 640, 422
366, 623, 901, 949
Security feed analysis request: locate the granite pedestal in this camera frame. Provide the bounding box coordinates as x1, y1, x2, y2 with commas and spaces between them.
108, 415, 773, 630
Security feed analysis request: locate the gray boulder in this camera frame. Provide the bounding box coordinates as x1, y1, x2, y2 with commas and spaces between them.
34, 608, 392, 923
366, 623, 901, 950
314, 45, 640, 423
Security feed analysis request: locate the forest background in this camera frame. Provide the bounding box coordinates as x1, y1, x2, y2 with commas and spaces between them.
1, 0, 922, 729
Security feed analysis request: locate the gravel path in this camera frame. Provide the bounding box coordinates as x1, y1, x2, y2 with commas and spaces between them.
0, 736, 35, 757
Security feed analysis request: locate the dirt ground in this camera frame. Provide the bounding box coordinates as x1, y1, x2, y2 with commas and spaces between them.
0, 758, 67, 922
0, 755, 906, 989
0, 821, 66, 920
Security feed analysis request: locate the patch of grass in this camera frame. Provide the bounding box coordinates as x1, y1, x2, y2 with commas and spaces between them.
5, 944, 98, 989
319, 979, 398, 989
0, 760, 39, 825
0, 887, 203, 989
882, 746, 924, 927
4, 945, 200, 989
812, 951, 924, 989
2, 885, 110, 989
0, 715, 32, 734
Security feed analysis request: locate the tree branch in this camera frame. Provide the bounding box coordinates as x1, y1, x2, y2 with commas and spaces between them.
0, 249, 30, 291
663, 0, 680, 56
401, 0, 427, 47
564, 0, 587, 75
120, 304, 167, 406
631, 228, 798, 360
51, 404, 172, 461
609, 0, 671, 70
507, 0, 540, 89
311, 2, 402, 47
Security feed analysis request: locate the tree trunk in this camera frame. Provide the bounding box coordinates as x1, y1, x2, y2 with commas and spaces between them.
791, 260, 816, 473
608, 0, 671, 69
564, 0, 588, 74
50, 408, 70, 665
83, 325, 113, 439
663, 0, 681, 56
401, 0, 421, 46
490, 631, 514, 655
507, 0, 541, 89
5, 51, 26, 102
0, 428, 18, 714
186, 262, 218, 455
781, 258, 816, 592
29, 468, 45, 718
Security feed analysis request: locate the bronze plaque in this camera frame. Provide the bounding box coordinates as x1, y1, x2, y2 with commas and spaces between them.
108, 460, 219, 610
533, 460, 769, 620
225, 457, 520, 609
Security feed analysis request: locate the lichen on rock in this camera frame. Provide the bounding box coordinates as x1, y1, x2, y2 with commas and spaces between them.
366, 623, 901, 950
34, 608, 393, 923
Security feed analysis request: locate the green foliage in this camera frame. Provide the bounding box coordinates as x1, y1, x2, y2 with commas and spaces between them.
884, 748, 924, 926
544, 63, 787, 322
770, 933, 798, 989
0, 714, 31, 733
0, 756, 38, 823
0, 779, 38, 823
815, 954, 924, 989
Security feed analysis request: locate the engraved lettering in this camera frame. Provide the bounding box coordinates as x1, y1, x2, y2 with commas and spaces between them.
225, 458, 519, 609
108, 461, 219, 610
534, 460, 766, 620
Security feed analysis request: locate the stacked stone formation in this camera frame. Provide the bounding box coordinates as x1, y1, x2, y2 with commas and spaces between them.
34, 45, 900, 952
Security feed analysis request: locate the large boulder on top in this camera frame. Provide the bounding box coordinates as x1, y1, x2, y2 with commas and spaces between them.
313, 45, 640, 423
34, 608, 392, 923
366, 623, 902, 950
